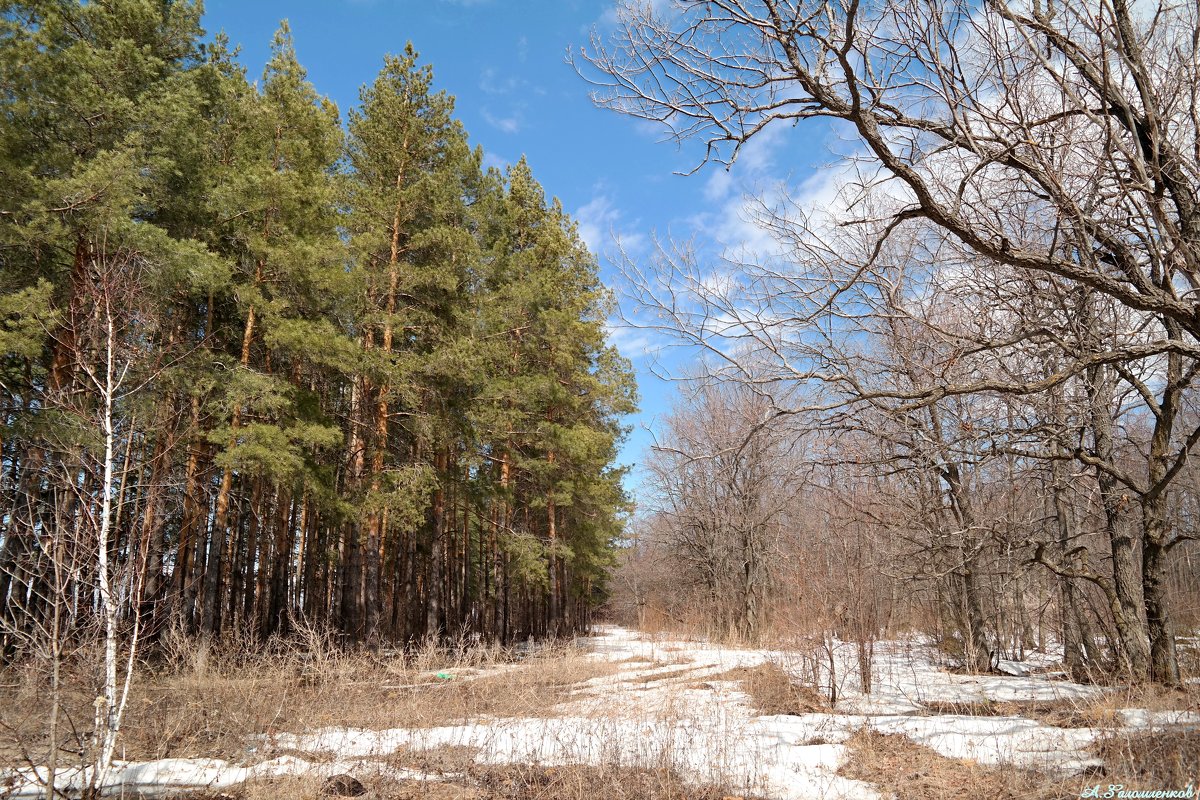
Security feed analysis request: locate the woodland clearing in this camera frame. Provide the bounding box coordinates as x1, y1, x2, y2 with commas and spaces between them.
2, 625, 1196, 799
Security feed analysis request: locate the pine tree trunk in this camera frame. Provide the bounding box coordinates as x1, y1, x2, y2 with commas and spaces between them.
267, 488, 295, 636
498, 451, 511, 643
425, 448, 448, 637
300, 501, 317, 619
173, 398, 203, 626
203, 266, 261, 636
135, 423, 169, 632
233, 480, 261, 629
545, 450, 560, 636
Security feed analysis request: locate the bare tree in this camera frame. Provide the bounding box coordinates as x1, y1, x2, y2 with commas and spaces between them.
578, 0, 1200, 333
0, 243, 164, 795
73, 250, 149, 788
579, 0, 1200, 685
645, 382, 801, 641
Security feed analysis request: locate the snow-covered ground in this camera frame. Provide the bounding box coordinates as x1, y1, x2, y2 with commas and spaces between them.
4, 626, 1195, 799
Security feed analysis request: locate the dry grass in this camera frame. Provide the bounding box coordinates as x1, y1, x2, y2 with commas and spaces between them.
845, 714, 1200, 798
8, 622, 1199, 800
918, 699, 1123, 729
0, 633, 616, 769
388, 744, 482, 776
920, 676, 1200, 728
838, 728, 1077, 800
627, 666, 703, 685
171, 726, 1200, 800
1093, 727, 1200, 788
469, 764, 754, 800
188, 763, 761, 800
132, 653, 613, 759
705, 662, 827, 716
1098, 681, 1200, 713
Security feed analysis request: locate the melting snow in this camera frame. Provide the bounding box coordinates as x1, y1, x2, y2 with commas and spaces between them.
3, 625, 1186, 799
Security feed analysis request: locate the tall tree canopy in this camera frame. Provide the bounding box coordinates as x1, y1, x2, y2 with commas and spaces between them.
0, 1, 636, 654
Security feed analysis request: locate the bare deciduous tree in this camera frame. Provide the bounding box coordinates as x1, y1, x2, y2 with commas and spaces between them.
579, 0, 1200, 685
645, 383, 802, 641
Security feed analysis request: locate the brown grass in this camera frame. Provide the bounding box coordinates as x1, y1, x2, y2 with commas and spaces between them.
175, 728, 1200, 800
706, 662, 827, 715
0, 635, 616, 769
388, 744, 481, 776
469, 764, 754, 800
838, 728, 1077, 800
1093, 727, 1200, 788
188, 763, 762, 800
627, 666, 703, 685
918, 699, 1123, 729
1099, 682, 1200, 713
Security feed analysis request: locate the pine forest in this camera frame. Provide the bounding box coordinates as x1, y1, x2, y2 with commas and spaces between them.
5, 1, 1200, 797
0, 2, 636, 652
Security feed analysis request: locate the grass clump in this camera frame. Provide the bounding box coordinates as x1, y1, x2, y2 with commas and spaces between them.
838, 728, 1075, 800
918, 699, 1122, 729
707, 662, 827, 715
1094, 727, 1200, 789
190, 763, 762, 800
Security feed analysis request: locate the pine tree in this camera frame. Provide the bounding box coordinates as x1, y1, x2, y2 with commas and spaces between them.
344, 45, 479, 643
0, 0, 220, 647
474, 159, 636, 637
0, 4, 637, 664
197, 22, 348, 636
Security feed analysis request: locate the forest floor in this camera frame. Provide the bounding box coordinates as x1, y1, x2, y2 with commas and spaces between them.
2, 626, 1198, 799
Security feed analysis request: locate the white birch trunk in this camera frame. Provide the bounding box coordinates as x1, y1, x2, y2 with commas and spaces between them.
94, 312, 119, 781
90, 302, 141, 789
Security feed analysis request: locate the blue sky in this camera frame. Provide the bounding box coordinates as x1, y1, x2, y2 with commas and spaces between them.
200, 0, 835, 502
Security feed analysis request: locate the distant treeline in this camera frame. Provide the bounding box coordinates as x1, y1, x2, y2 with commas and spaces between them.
0, 1, 636, 651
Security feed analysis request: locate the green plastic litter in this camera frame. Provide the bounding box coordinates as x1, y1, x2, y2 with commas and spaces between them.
435, 671, 453, 680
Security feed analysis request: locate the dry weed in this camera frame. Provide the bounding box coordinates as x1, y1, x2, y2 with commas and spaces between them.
469, 764, 754, 800
388, 744, 480, 776
0, 646, 118, 768
1099, 682, 1200, 713
0, 636, 616, 770
837, 728, 1076, 800
626, 665, 703, 685
1093, 727, 1200, 788
705, 662, 827, 715
193, 763, 761, 800
918, 699, 1123, 729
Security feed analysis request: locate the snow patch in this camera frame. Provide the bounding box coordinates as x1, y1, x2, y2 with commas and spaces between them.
5, 626, 1182, 799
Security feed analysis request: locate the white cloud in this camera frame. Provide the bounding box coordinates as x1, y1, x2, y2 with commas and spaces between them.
597, 0, 676, 29
691, 121, 796, 243
733, 122, 787, 174
709, 191, 788, 262
575, 194, 619, 253
703, 168, 733, 201
481, 151, 510, 173
481, 108, 522, 134
575, 193, 645, 255
604, 321, 659, 361
788, 166, 854, 224
479, 67, 519, 95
